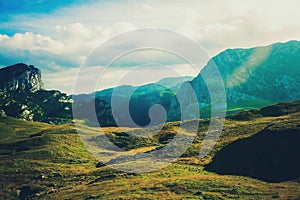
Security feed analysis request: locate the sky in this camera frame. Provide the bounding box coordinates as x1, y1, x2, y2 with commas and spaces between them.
0, 0, 300, 94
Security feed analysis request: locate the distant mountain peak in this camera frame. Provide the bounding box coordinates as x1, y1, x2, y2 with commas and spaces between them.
191, 40, 300, 103
0, 63, 44, 92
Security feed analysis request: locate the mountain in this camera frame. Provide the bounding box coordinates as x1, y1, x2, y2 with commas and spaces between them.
171, 40, 300, 118
201, 40, 300, 103
3, 40, 300, 126
0, 63, 43, 92
94, 76, 193, 98
156, 76, 194, 88
0, 101, 299, 199
0, 63, 72, 124
73, 40, 300, 127
0, 63, 192, 126
74, 76, 193, 127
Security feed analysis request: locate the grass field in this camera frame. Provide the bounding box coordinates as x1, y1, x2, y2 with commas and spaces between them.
0, 102, 300, 199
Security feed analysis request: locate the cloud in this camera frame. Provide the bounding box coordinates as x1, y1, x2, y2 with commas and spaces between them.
0, 32, 63, 53
0, 21, 139, 93
0, 32, 80, 70
0, 21, 137, 69
42, 60, 198, 95
70, 63, 197, 94
1, 0, 300, 93
43, 67, 80, 93
174, 0, 300, 55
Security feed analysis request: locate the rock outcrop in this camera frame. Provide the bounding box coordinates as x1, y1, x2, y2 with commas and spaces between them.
0, 63, 72, 124
0, 63, 43, 92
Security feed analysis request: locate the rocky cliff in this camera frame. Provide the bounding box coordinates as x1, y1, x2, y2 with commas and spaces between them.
0, 63, 43, 92
0, 63, 72, 124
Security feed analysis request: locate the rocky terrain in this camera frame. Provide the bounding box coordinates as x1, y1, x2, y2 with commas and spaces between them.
0, 63, 43, 92
0, 63, 72, 124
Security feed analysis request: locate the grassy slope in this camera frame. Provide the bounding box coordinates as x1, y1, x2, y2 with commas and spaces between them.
0, 103, 300, 199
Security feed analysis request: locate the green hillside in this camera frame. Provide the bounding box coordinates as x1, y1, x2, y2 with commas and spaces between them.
0, 101, 300, 199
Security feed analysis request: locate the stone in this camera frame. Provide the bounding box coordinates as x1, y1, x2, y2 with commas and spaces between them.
0, 63, 43, 92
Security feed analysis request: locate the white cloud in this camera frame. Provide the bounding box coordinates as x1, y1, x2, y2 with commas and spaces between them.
43, 67, 80, 93
0, 32, 63, 53
0, 21, 137, 64
0, 21, 139, 93
70, 63, 197, 94
1, 0, 300, 93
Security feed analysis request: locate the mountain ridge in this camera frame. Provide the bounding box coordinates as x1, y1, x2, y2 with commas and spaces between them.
168, 40, 300, 120
1, 40, 300, 126
191, 39, 300, 103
